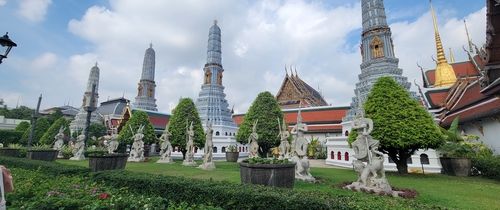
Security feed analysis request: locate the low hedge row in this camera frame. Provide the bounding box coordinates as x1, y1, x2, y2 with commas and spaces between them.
473, 155, 500, 181
0, 130, 23, 145
92, 170, 346, 210
0, 156, 88, 175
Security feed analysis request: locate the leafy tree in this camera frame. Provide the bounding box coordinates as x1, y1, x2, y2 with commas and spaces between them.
168, 98, 205, 158
15, 121, 30, 133
20, 117, 51, 146
4, 106, 33, 120
236, 91, 283, 156
39, 118, 70, 145
118, 110, 156, 145
87, 123, 108, 146
364, 77, 443, 174
47, 110, 64, 125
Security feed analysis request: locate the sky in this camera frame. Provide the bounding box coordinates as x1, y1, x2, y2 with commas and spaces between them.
0, 0, 487, 114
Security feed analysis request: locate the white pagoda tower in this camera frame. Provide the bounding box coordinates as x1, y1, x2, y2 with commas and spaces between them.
133, 44, 158, 111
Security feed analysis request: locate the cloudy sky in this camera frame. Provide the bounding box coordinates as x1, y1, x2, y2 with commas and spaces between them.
0, 0, 486, 114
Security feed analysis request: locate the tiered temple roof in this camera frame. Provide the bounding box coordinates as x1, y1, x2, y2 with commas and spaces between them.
275, 72, 328, 109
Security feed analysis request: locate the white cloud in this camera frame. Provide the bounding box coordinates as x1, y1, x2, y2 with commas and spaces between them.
0, 0, 7, 7
30, 52, 57, 71
17, 0, 52, 23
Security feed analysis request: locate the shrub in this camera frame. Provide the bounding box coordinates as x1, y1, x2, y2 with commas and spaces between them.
472, 155, 500, 181
0, 130, 23, 145
245, 157, 290, 164
14, 121, 30, 133
91, 170, 345, 209
168, 98, 205, 153
20, 117, 51, 146
118, 110, 157, 145
39, 117, 70, 145
0, 156, 88, 175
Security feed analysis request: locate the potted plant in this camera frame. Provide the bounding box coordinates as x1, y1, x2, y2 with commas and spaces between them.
225, 145, 239, 162
27, 144, 58, 161
239, 157, 296, 188
438, 118, 474, 176
87, 147, 128, 172
0, 144, 23, 157
60, 145, 73, 159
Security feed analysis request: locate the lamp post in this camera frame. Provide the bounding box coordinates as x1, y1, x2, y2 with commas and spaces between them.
27, 94, 42, 149
0, 32, 17, 64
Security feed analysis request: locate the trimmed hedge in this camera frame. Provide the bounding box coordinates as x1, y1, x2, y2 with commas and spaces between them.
0, 130, 23, 145
0, 156, 88, 175
473, 155, 500, 181
91, 171, 344, 210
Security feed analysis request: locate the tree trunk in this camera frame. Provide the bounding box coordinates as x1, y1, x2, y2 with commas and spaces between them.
386, 149, 409, 175
395, 160, 408, 174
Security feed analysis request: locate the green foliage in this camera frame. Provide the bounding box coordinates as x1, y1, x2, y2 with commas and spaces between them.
438, 142, 475, 158
168, 98, 205, 150
88, 123, 107, 139
118, 110, 156, 145
347, 129, 358, 147
30, 143, 53, 151
39, 117, 70, 145
20, 117, 51, 146
15, 121, 30, 132
91, 170, 348, 210
472, 155, 500, 181
0, 106, 33, 120
7, 143, 22, 149
47, 110, 64, 125
307, 137, 320, 158
85, 146, 108, 156
60, 145, 73, 159
7, 168, 216, 210
244, 157, 290, 164
364, 77, 443, 174
0, 130, 23, 145
236, 92, 283, 156
0, 156, 89, 175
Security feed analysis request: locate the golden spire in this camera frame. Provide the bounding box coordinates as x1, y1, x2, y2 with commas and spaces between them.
449, 48, 455, 63
430, 0, 457, 87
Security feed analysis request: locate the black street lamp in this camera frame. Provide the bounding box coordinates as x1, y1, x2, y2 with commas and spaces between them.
0, 32, 17, 64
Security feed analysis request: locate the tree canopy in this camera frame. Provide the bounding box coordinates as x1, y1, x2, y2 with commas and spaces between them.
118, 110, 156, 145
236, 91, 283, 156
47, 110, 64, 125
364, 77, 443, 174
168, 98, 205, 152
39, 117, 70, 145
0, 106, 33, 120
15, 121, 30, 133
20, 117, 51, 146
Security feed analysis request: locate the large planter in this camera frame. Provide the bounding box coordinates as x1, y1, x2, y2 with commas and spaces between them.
225, 152, 239, 162
27, 150, 58, 161
89, 154, 128, 172
239, 162, 296, 188
0, 148, 21, 157
440, 157, 472, 176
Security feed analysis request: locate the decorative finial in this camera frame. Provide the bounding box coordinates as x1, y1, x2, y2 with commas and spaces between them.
149, 42, 153, 48
294, 67, 298, 77
285, 65, 288, 76
464, 19, 474, 53
449, 48, 455, 63
94, 62, 98, 67
214, 19, 218, 25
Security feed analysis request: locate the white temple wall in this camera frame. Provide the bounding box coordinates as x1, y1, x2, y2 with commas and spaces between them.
460, 117, 500, 154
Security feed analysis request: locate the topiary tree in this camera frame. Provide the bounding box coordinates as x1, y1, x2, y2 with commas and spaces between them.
39, 117, 70, 145
236, 91, 283, 156
20, 117, 51, 146
118, 110, 156, 145
168, 98, 205, 159
15, 121, 30, 133
364, 77, 443, 174
47, 110, 64, 125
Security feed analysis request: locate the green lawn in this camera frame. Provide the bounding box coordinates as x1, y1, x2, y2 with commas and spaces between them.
59, 158, 500, 210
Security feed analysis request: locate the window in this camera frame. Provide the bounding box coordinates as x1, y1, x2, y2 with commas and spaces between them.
225, 132, 228, 136
407, 157, 413, 164
344, 130, 349, 136
337, 152, 342, 160
345, 152, 349, 161
216, 131, 220, 136
194, 147, 198, 153
213, 147, 218, 153
331, 151, 334, 159
420, 154, 430, 165
239, 147, 241, 152
222, 147, 226, 153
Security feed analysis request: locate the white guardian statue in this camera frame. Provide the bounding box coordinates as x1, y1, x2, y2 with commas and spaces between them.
70, 134, 85, 161
53, 126, 65, 158
291, 105, 315, 182
128, 125, 145, 162
199, 122, 215, 170
182, 122, 197, 166
157, 124, 173, 164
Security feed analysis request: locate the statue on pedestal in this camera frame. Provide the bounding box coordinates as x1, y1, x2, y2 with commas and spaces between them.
291, 106, 315, 182
70, 134, 85, 160
277, 118, 290, 160
128, 125, 145, 162
53, 126, 65, 158
199, 122, 215, 170
182, 122, 197, 166
105, 131, 119, 154
248, 120, 260, 158
157, 125, 173, 164
344, 112, 396, 196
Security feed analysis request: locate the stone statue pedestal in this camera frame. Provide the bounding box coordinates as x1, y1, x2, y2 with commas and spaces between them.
57, 151, 64, 159
156, 157, 173, 164
344, 179, 399, 197
182, 159, 197, 166
198, 162, 215, 170
127, 156, 145, 162
69, 154, 85, 161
